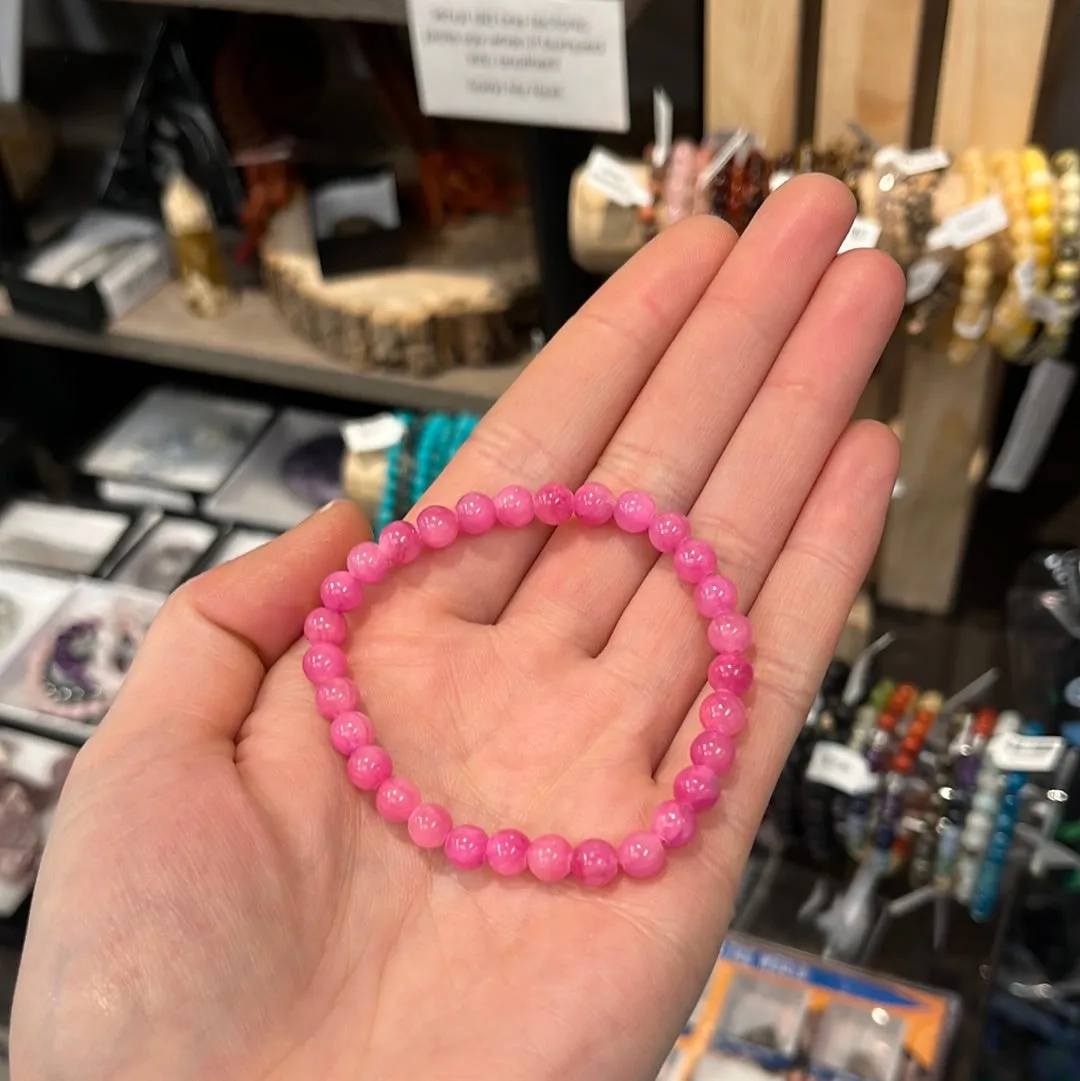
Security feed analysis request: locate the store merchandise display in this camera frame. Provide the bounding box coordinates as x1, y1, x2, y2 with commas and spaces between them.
203, 527, 279, 568
305, 483, 748, 885
107, 517, 219, 593
0, 502, 131, 576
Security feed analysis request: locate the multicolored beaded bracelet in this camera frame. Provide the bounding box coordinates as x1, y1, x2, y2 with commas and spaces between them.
301, 483, 752, 887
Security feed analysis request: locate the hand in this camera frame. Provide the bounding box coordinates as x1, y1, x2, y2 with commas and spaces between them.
11, 176, 903, 1081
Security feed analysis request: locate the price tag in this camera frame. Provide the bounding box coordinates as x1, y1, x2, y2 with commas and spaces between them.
838, 217, 882, 255
1014, 257, 1037, 305
875, 146, 951, 176
989, 732, 1065, 774
805, 743, 878, 796
906, 256, 948, 302
1027, 291, 1065, 325
652, 87, 673, 169
342, 413, 408, 454
696, 129, 750, 191
581, 146, 652, 208
953, 306, 991, 341
769, 169, 794, 192
926, 194, 1008, 251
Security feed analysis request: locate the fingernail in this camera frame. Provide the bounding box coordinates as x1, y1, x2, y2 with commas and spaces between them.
319, 499, 343, 514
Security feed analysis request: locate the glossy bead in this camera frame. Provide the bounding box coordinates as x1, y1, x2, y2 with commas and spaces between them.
648, 511, 691, 553
1028, 188, 1052, 216
526, 834, 573, 882
302, 643, 349, 684
694, 574, 738, 618
708, 652, 754, 695
652, 801, 697, 848
674, 765, 721, 812
346, 541, 390, 584
574, 482, 615, 526
347, 745, 392, 790
320, 571, 364, 612
699, 690, 747, 735
494, 485, 535, 528
533, 482, 575, 525
408, 803, 452, 848
691, 730, 736, 776
571, 838, 620, 887
444, 825, 488, 870
416, 505, 459, 549
456, 492, 498, 534
316, 677, 360, 720
329, 711, 374, 755
707, 613, 752, 655
673, 539, 717, 583
304, 607, 347, 645
614, 490, 656, 533
376, 777, 421, 822
618, 831, 666, 879
380, 521, 422, 565
486, 829, 530, 875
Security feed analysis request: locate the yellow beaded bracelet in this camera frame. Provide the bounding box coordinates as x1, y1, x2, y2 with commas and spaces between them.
988, 150, 1036, 358
1046, 149, 1080, 356
949, 149, 994, 364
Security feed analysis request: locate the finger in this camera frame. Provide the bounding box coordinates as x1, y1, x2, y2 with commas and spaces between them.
604, 249, 903, 758
501, 175, 859, 654
94, 500, 368, 749
401, 216, 739, 622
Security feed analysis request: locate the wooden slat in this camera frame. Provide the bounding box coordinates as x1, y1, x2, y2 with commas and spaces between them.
934, 0, 1055, 152
815, 0, 925, 147
704, 0, 802, 151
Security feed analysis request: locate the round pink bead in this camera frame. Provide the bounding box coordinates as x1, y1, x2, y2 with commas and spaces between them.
346, 541, 390, 584
304, 607, 347, 646
316, 677, 360, 720
494, 484, 534, 528
691, 730, 737, 776
674, 765, 721, 812
329, 711, 374, 755
571, 838, 619, 887
649, 511, 691, 553
694, 574, 738, 618
673, 539, 718, 583
320, 571, 363, 612
574, 482, 615, 526
708, 612, 752, 654
614, 490, 656, 533
699, 690, 747, 735
652, 801, 698, 848
302, 642, 348, 685
533, 482, 575, 525
527, 834, 573, 882
416, 505, 459, 549
617, 831, 667, 879
408, 803, 452, 849
444, 825, 488, 870
380, 521, 422, 565
347, 745, 392, 790
486, 828, 530, 876
376, 777, 421, 822
707, 652, 754, 696
456, 492, 498, 534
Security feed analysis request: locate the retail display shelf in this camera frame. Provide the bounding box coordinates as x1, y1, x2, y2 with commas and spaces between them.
0, 285, 528, 412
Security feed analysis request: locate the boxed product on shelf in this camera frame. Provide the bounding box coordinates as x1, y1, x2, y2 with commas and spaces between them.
107, 516, 219, 593
0, 580, 163, 742
204, 527, 279, 568
80, 387, 273, 511
202, 408, 345, 530
0, 566, 78, 678
0, 501, 132, 576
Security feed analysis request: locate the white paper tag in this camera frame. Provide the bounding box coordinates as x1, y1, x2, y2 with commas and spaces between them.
805, 742, 878, 796
1027, 291, 1065, 325
581, 146, 652, 208
1014, 257, 1037, 305
768, 169, 794, 192
838, 217, 882, 255
927, 194, 1008, 251
652, 86, 673, 169
406, 0, 629, 132
696, 129, 749, 191
987, 358, 1076, 492
341, 414, 409, 455
906, 256, 948, 302
989, 732, 1065, 774
953, 305, 991, 341
875, 146, 951, 176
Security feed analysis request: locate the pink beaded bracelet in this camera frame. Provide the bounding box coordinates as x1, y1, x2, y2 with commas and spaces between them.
302, 483, 752, 887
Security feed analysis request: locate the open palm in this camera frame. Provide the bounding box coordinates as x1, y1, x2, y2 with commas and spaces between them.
11, 176, 903, 1081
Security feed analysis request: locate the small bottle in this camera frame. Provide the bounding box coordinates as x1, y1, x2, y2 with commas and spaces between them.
161, 171, 233, 318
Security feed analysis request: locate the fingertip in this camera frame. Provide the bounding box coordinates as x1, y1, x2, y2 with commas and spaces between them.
769, 171, 857, 228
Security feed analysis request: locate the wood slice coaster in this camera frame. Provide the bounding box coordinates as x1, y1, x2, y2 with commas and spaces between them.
261, 198, 539, 376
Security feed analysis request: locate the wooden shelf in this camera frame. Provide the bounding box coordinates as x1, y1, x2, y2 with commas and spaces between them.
108, 0, 410, 22
0, 283, 529, 412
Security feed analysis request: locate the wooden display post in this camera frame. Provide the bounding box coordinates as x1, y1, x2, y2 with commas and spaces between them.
705, 0, 1057, 614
